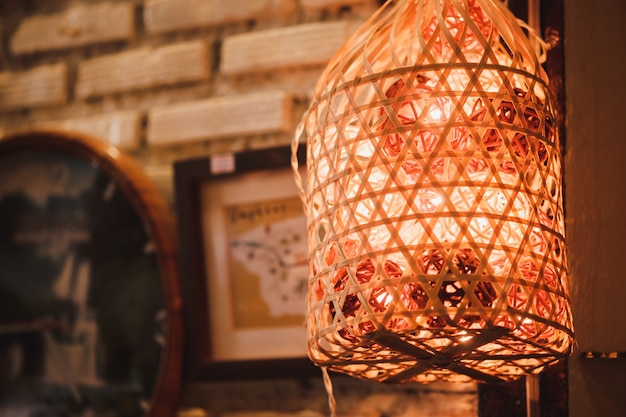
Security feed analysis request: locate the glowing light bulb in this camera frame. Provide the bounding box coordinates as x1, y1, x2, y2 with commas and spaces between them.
458, 331, 473, 343
429, 107, 443, 121
375, 291, 393, 307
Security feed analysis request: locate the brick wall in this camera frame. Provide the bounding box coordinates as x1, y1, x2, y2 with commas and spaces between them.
0, 1, 478, 416
0, 0, 382, 198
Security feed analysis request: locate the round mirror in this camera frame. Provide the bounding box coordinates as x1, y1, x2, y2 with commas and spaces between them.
0, 129, 182, 417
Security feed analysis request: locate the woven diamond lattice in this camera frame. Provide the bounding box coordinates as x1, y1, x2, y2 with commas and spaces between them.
293, 0, 574, 383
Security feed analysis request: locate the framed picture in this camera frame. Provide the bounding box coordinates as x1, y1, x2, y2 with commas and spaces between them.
0, 129, 183, 417
174, 145, 317, 380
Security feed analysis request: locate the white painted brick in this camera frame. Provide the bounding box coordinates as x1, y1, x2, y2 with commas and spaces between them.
144, 0, 296, 34
301, 0, 371, 10
77, 40, 210, 98
10, 2, 134, 55
147, 90, 293, 146
37, 111, 142, 150
143, 163, 174, 203
221, 21, 356, 74
0, 64, 67, 110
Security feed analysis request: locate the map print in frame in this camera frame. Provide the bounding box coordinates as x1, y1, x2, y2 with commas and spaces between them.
226, 196, 308, 330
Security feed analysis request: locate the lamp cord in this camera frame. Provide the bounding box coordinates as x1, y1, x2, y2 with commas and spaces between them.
322, 367, 338, 417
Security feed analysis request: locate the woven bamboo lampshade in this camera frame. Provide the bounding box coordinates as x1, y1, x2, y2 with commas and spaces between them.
292, 0, 573, 384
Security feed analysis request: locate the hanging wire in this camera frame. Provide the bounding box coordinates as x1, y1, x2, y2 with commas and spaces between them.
322, 367, 338, 417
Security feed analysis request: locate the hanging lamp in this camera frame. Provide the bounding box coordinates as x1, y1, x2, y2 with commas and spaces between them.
292, 0, 573, 384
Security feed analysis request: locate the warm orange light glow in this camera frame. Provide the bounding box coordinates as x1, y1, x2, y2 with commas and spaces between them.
294, 0, 573, 383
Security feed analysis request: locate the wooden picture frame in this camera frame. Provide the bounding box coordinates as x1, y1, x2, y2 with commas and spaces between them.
174, 145, 318, 381
0, 129, 182, 417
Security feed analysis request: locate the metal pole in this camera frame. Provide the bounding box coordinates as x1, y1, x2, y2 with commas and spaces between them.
528, 0, 541, 33
526, 374, 540, 417
526, 2, 542, 411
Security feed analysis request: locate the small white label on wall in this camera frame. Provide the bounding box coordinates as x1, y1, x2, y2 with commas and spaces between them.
210, 153, 235, 175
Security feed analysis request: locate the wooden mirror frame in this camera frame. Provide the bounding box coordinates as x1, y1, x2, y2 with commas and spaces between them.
0, 128, 183, 417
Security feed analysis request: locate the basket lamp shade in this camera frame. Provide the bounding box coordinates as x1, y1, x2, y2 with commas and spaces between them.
293, 0, 574, 384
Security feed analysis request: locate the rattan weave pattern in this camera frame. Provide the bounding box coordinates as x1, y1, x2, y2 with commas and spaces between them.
293, 0, 573, 383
